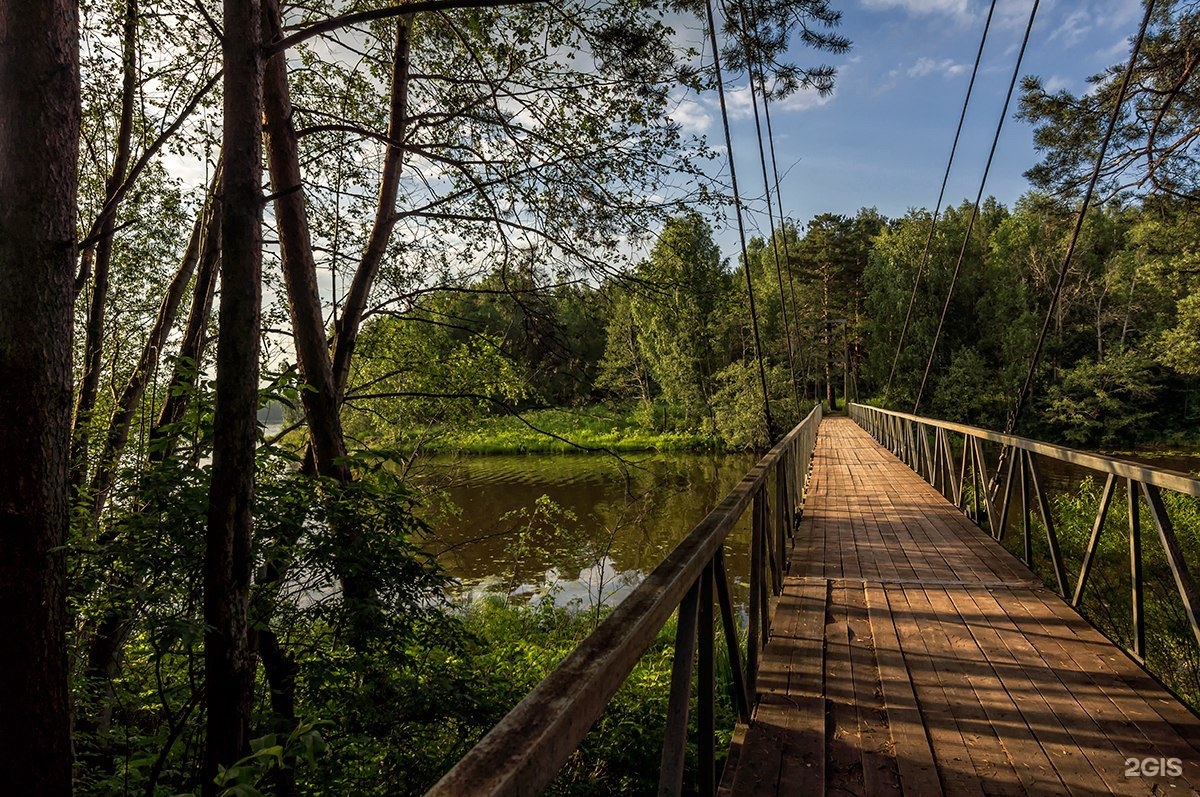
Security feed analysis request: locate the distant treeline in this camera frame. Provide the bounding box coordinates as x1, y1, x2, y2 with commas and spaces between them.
347, 194, 1200, 451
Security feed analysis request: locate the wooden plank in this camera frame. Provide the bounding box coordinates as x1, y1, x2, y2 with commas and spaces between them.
995, 588, 1200, 792
863, 583, 942, 796
897, 584, 1027, 795
844, 583, 902, 796
730, 578, 828, 795
1015, 591, 1200, 766
825, 583, 865, 794
922, 584, 1080, 796
754, 581, 822, 697
884, 584, 984, 796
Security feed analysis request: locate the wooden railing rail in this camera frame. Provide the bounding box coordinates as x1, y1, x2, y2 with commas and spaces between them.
849, 402, 1200, 664
426, 404, 822, 797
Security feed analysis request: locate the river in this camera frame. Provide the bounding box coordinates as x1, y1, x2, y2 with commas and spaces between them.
406, 440, 1199, 610
412, 451, 758, 608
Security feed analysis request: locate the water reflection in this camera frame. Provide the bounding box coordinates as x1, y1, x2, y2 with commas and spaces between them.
412, 452, 758, 608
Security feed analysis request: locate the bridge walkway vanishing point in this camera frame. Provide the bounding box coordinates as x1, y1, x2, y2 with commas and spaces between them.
722, 417, 1200, 796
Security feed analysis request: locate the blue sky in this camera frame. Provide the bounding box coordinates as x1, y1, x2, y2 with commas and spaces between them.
684, 0, 1145, 241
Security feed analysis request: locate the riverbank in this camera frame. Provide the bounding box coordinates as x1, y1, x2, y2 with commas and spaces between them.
404, 406, 726, 454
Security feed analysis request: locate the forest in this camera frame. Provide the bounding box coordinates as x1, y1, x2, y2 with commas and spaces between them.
1, 0, 1198, 794
347, 193, 1200, 457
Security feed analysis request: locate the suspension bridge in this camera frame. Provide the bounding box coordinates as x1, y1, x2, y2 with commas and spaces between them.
424, 406, 1200, 796
423, 0, 1200, 794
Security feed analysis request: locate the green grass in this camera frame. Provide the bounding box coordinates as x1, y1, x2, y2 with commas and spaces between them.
454, 595, 737, 796
403, 406, 725, 454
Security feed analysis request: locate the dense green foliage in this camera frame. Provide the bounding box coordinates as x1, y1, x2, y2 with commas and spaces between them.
345, 192, 1200, 454
42, 0, 1200, 794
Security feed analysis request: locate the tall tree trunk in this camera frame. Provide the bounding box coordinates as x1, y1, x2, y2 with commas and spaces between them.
260, 1, 384, 635
89, 168, 222, 518
260, 0, 349, 486
153, 187, 222, 457
260, 5, 412, 636
203, 0, 262, 789
823, 273, 834, 409
72, 0, 139, 492
256, 4, 350, 779
1118, 271, 1138, 354
331, 16, 411, 398
78, 169, 223, 745
0, 0, 80, 792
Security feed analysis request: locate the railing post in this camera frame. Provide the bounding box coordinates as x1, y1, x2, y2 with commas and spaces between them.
748, 487, 763, 689
920, 424, 935, 484
698, 560, 715, 797
657, 578, 699, 797
1021, 450, 1032, 566
782, 449, 794, 539
1128, 479, 1145, 660
753, 488, 770, 641
713, 548, 750, 722
972, 437, 998, 536
904, 419, 914, 470
775, 459, 787, 582
955, 433, 968, 509
964, 437, 977, 518
1028, 452, 1067, 596
997, 445, 1016, 541
936, 429, 947, 495
1073, 473, 1115, 608
1140, 482, 1200, 653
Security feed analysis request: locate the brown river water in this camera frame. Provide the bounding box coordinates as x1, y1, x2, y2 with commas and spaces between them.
409, 440, 1200, 610
412, 451, 757, 608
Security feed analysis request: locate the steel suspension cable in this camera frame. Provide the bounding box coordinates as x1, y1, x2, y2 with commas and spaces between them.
1003, 0, 1156, 437
883, 0, 998, 401
912, 0, 1041, 414
705, 0, 777, 440
759, 82, 809, 405
734, 0, 803, 414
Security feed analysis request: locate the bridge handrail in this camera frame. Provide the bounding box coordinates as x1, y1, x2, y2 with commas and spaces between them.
849, 402, 1200, 668
849, 403, 1200, 497
427, 403, 823, 797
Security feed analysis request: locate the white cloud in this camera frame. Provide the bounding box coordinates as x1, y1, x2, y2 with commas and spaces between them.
1047, 8, 1092, 46
906, 56, 968, 79
724, 83, 833, 119
995, 0, 1037, 32
668, 94, 712, 135
860, 0, 970, 19
779, 85, 836, 113
1043, 75, 1072, 92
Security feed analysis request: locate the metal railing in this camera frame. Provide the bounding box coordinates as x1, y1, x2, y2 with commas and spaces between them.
850, 403, 1200, 663
426, 404, 822, 797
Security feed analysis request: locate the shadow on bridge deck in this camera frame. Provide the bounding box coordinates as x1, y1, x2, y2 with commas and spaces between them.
721, 418, 1200, 796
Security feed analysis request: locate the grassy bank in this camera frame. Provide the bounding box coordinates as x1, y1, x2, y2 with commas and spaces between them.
403, 406, 726, 454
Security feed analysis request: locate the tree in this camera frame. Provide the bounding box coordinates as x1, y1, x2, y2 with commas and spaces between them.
629, 213, 730, 427
0, 0, 80, 792
862, 200, 1006, 412
1021, 0, 1200, 203
35, 0, 861, 790
596, 290, 654, 404
792, 213, 864, 408
203, 0, 263, 787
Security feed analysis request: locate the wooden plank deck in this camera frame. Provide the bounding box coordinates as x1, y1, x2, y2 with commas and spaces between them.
722, 417, 1200, 796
